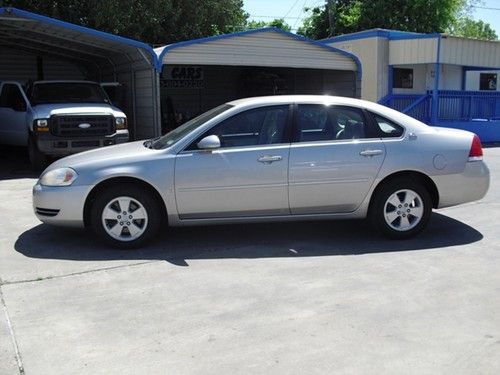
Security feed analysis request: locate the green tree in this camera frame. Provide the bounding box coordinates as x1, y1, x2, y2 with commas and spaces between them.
297, 0, 475, 40
246, 18, 292, 32
0, 0, 248, 45
448, 17, 497, 40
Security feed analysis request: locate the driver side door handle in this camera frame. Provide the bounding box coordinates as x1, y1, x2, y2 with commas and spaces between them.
359, 149, 383, 157
257, 155, 282, 164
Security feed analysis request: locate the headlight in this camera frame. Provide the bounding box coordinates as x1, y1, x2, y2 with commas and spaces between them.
35, 119, 49, 132
39, 168, 78, 187
115, 117, 127, 129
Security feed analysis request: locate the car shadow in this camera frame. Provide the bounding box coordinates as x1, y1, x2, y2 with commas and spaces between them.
0, 146, 39, 180
15, 212, 483, 266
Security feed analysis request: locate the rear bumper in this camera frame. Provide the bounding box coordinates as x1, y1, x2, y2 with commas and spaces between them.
36, 130, 129, 156
32, 183, 93, 228
433, 161, 490, 208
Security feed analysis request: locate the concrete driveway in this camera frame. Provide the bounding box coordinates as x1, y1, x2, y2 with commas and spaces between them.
1, 145, 499, 374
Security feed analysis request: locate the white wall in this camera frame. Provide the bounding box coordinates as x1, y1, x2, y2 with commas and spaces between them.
391, 63, 462, 95
465, 70, 500, 91
328, 37, 386, 102
440, 64, 462, 90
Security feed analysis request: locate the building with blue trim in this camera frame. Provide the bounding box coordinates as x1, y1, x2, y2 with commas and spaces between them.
323, 29, 500, 142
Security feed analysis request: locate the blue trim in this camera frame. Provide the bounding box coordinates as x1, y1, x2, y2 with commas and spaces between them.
388, 65, 394, 97
321, 28, 440, 43
431, 35, 442, 125
462, 66, 500, 71
402, 94, 430, 113
0, 7, 159, 71
156, 27, 363, 78
389, 33, 441, 40
461, 67, 466, 91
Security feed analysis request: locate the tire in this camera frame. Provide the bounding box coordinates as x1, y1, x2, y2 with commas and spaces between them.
28, 136, 49, 171
90, 183, 162, 248
369, 178, 432, 239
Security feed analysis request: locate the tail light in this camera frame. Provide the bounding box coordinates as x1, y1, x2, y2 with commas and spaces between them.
468, 134, 483, 162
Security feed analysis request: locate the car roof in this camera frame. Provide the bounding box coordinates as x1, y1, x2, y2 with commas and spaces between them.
227, 95, 431, 132
228, 95, 385, 110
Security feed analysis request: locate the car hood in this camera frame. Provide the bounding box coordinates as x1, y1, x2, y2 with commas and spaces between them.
45, 140, 154, 171
32, 103, 125, 119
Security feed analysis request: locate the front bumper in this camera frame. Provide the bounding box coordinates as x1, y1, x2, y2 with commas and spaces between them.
33, 183, 93, 228
433, 160, 490, 209
36, 130, 129, 156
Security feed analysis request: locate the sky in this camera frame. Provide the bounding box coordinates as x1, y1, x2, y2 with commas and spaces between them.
243, 0, 500, 35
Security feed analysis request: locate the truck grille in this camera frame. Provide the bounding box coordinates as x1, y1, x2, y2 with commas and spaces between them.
50, 115, 115, 137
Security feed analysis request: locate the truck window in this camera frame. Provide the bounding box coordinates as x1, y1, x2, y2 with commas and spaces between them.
0, 84, 26, 111
30, 82, 109, 105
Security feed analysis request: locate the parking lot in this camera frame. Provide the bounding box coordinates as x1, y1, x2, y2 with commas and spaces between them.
0, 145, 499, 374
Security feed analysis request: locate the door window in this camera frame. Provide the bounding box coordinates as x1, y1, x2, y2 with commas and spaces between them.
0, 84, 26, 111
190, 105, 289, 149
294, 104, 367, 142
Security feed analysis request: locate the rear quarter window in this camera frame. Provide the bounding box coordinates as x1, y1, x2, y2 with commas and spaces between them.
370, 113, 405, 138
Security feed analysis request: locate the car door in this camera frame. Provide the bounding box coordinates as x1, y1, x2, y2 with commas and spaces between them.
289, 104, 386, 214
0, 83, 29, 146
175, 105, 291, 219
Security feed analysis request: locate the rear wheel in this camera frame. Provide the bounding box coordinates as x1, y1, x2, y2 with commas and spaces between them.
370, 178, 432, 239
90, 184, 162, 248
28, 136, 49, 171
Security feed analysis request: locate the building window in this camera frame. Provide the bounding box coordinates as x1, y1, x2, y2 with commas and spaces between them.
393, 68, 413, 89
480, 73, 497, 91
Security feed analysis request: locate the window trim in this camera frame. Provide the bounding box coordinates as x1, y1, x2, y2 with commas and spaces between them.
181, 104, 293, 152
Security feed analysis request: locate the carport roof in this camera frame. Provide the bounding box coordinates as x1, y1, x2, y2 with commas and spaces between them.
0, 7, 157, 70
155, 27, 362, 76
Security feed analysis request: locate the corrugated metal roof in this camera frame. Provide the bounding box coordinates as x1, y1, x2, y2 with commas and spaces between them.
0, 7, 157, 70
155, 28, 361, 75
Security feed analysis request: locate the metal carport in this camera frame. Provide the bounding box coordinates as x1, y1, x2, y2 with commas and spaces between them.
154, 28, 362, 133
0, 7, 161, 139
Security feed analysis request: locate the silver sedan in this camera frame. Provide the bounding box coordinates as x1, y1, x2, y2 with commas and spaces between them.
33, 95, 490, 248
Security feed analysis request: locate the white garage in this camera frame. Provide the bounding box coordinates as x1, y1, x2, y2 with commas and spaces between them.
155, 28, 361, 133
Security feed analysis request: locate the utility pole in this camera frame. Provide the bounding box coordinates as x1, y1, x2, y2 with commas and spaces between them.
327, 0, 336, 37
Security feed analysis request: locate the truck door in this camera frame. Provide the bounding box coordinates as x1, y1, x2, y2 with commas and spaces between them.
0, 83, 29, 146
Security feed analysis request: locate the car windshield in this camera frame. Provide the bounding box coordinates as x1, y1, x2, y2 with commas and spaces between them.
151, 104, 233, 149
30, 82, 110, 105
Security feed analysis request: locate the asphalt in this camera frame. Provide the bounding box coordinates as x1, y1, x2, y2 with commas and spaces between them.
0, 145, 499, 374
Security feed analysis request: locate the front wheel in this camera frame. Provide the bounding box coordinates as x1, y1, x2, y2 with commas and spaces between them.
370, 178, 432, 239
90, 184, 162, 248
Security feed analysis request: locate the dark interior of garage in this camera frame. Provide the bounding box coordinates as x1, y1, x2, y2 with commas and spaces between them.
160, 65, 357, 134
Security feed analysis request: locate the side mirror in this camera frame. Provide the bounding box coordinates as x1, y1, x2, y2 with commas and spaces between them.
197, 135, 221, 150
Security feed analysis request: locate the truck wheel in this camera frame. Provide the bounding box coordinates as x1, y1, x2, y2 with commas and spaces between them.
369, 178, 432, 239
90, 184, 162, 249
28, 137, 49, 171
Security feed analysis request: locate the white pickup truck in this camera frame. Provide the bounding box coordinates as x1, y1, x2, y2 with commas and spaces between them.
0, 80, 129, 169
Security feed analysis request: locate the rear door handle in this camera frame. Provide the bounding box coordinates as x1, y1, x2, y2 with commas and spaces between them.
359, 149, 383, 157
258, 155, 282, 164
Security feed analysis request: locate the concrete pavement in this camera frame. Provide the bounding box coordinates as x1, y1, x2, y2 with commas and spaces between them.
0, 146, 499, 374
